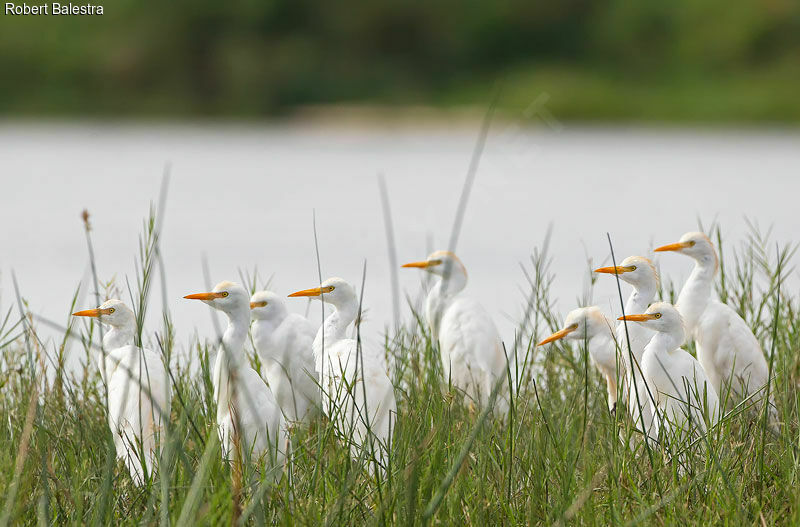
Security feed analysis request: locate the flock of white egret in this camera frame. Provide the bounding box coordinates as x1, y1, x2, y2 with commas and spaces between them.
70, 230, 777, 484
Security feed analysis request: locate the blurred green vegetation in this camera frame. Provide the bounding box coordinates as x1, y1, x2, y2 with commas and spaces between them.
1, 0, 800, 122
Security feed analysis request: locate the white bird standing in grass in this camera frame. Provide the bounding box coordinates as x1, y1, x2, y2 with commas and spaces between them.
185, 281, 288, 476
595, 256, 659, 442
402, 251, 508, 414
619, 302, 720, 444
537, 306, 619, 411
288, 277, 396, 474
72, 300, 171, 485
250, 290, 318, 424
655, 232, 777, 428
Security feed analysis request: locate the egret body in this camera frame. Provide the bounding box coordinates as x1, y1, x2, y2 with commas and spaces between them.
620, 302, 720, 443
656, 232, 776, 428
185, 282, 288, 476
72, 300, 171, 485
538, 306, 619, 411
595, 256, 659, 441
402, 251, 508, 414
250, 291, 318, 424
289, 277, 396, 474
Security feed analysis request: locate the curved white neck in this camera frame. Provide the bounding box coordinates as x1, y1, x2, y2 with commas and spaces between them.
644, 329, 683, 358
425, 273, 467, 340
435, 271, 467, 298
625, 282, 656, 315
96, 319, 135, 383
102, 324, 136, 351
676, 256, 716, 335
252, 316, 281, 345
313, 300, 357, 370
214, 306, 250, 421
588, 330, 616, 355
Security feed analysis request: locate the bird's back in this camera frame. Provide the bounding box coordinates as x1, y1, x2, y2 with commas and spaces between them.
616, 320, 653, 369
319, 337, 396, 456
224, 366, 288, 470
437, 296, 507, 407
644, 345, 719, 434
439, 297, 503, 367
696, 300, 769, 400
105, 344, 171, 484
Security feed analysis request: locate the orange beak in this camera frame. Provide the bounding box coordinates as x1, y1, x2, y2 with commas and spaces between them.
250, 301, 267, 309
537, 326, 577, 346
72, 308, 109, 317
594, 265, 634, 275
288, 287, 323, 298
184, 292, 226, 301
402, 260, 433, 269
618, 313, 659, 322
654, 242, 692, 252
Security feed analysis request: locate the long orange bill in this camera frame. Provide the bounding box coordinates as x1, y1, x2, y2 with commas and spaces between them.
288, 287, 323, 298
184, 292, 225, 300
537, 326, 577, 346
401, 260, 432, 269
72, 308, 109, 317
594, 265, 634, 275
618, 314, 659, 322
654, 242, 692, 252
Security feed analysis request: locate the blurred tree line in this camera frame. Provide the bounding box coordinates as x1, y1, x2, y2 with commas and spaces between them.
1, 0, 799, 121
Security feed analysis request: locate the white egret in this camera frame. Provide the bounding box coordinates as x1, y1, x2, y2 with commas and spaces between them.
619, 302, 720, 444
250, 290, 318, 424
402, 251, 508, 414
655, 232, 777, 427
288, 277, 396, 473
185, 281, 288, 475
537, 306, 619, 411
595, 256, 659, 441
72, 300, 171, 485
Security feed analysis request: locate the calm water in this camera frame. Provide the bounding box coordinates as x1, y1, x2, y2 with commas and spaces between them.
1, 122, 799, 373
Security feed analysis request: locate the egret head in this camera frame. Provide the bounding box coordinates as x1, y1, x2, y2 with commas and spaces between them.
288, 277, 356, 309
655, 231, 718, 270
594, 255, 659, 290
537, 306, 610, 346
184, 281, 249, 314
618, 301, 685, 341
72, 299, 134, 329
402, 250, 467, 280
249, 290, 288, 321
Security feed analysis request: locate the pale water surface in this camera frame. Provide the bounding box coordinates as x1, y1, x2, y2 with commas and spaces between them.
1, 122, 799, 375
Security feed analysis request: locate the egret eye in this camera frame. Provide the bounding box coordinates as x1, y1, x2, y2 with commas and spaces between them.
323, 286, 335, 293
630, 265, 637, 271
654, 313, 662, 319
687, 241, 696, 247
221, 292, 229, 297
108, 308, 115, 314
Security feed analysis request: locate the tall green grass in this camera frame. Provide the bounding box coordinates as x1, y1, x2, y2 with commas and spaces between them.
1, 207, 798, 525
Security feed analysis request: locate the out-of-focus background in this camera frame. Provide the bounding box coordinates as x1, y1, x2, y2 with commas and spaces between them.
1, 1, 799, 367
2, 0, 800, 121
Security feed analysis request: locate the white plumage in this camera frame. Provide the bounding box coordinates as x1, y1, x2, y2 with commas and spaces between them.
656, 232, 777, 429
537, 306, 619, 410
595, 256, 659, 442
185, 281, 288, 477
250, 290, 318, 424
289, 277, 396, 474
403, 251, 508, 414
73, 299, 171, 485
620, 302, 720, 445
